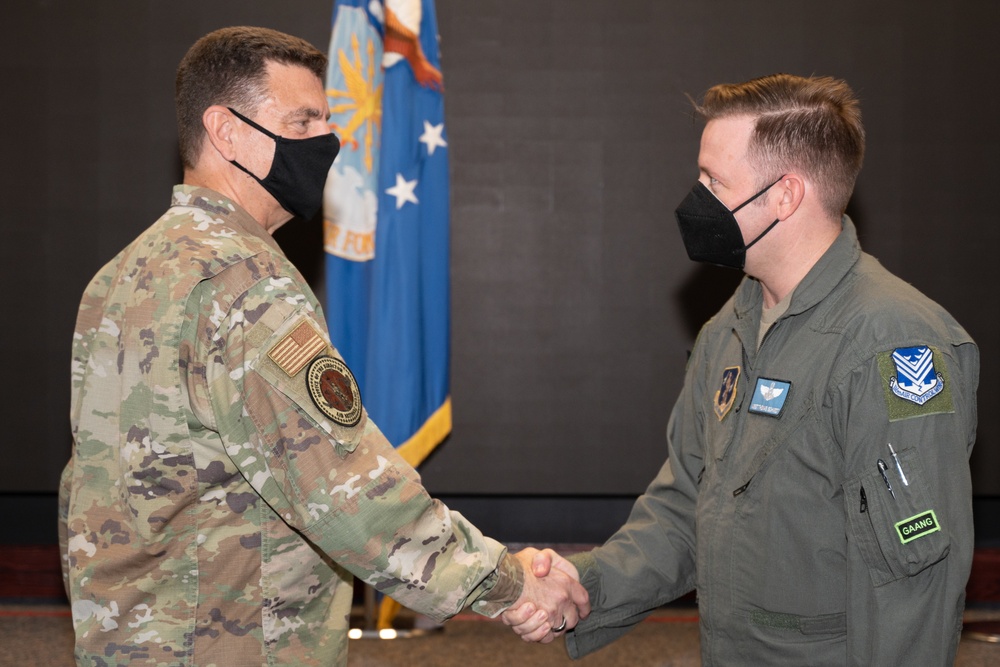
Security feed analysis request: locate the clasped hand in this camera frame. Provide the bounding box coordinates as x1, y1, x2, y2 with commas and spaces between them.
501, 548, 589, 643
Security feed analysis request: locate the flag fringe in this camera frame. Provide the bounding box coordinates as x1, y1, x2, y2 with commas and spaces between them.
396, 397, 452, 468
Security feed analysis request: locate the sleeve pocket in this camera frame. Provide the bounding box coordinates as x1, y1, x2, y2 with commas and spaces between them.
249, 312, 368, 454
843, 449, 950, 587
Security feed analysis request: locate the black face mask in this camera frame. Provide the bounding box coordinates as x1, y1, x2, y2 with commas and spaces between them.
228, 107, 341, 220
674, 176, 783, 269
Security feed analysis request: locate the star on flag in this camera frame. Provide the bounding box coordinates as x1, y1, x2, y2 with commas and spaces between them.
386, 173, 419, 209
419, 121, 447, 155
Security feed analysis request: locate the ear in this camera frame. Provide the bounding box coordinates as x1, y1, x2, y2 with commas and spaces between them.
774, 173, 806, 220
202, 105, 239, 161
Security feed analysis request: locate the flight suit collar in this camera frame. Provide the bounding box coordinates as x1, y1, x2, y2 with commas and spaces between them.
732, 216, 862, 351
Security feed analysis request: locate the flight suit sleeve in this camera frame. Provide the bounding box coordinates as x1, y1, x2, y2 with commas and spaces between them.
834, 340, 979, 666
200, 275, 522, 621
565, 334, 706, 659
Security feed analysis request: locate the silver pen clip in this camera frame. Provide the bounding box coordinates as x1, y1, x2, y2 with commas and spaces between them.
887, 443, 909, 486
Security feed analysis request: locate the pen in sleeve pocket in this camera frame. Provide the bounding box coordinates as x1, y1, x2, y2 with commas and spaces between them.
887, 443, 908, 486
877, 459, 895, 499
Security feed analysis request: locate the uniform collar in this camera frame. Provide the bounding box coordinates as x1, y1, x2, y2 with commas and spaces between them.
735, 216, 861, 319
733, 216, 862, 338
171, 184, 285, 256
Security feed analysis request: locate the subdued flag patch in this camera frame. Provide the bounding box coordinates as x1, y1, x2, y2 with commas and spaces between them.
268, 320, 327, 377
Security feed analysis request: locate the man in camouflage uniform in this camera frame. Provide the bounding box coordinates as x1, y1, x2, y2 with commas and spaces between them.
59, 26, 587, 666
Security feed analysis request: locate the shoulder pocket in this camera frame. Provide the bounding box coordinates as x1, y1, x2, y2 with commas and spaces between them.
843, 449, 949, 587
250, 308, 368, 453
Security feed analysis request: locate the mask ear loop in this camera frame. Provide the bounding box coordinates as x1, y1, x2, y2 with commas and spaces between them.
226, 107, 280, 186
228, 107, 280, 140
732, 175, 785, 251
731, 174, 785, 214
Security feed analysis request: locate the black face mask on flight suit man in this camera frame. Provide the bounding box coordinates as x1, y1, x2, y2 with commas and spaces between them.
674, 175, 784, 269
228, 107, 341, 221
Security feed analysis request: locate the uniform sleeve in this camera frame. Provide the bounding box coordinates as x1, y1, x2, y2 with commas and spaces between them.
834, 340, 978, 666
565, 338, 706, 659
200, 274, 521, 621
58, 459, 72, 600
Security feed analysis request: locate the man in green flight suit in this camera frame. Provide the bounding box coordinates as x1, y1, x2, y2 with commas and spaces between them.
506, 74, 979, 666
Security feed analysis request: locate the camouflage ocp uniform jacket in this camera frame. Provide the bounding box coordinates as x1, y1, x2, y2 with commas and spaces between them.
59, 186, 521, 666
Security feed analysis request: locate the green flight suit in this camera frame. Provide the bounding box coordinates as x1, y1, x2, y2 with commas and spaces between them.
568, 217, 978, 666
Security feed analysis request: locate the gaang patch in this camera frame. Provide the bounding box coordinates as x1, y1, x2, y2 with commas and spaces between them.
306, 356, 363, 427
895, 510, 940, 544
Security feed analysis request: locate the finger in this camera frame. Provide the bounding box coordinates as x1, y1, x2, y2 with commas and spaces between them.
569, 580, 591, 618
510, 609, 548, 638
518, 620, 554, 644
545, 549, 580, 581
531, 549, 553, 577
527, 569, 576, 626
554, 602, 578, 633
501, 602, 536, 627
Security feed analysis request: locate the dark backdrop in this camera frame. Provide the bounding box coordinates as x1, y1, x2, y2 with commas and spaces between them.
3, 1, 997, 534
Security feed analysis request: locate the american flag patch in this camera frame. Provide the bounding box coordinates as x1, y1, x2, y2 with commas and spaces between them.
268, 320, 327, 376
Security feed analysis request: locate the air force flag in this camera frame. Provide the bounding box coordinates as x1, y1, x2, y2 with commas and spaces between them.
323, 0, 451, 466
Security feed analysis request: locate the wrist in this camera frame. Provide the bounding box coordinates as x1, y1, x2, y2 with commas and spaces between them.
470, 551, 525, 618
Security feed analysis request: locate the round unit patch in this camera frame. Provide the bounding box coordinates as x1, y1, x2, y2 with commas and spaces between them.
306, 356, 363, 426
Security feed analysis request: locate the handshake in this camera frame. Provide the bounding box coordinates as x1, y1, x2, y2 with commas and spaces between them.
500, 548, 591, 643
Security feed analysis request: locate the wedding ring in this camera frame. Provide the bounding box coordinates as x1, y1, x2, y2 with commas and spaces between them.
553, 617, 567, 633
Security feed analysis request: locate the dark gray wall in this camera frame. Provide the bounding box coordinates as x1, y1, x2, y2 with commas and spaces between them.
3, 1, 997, 505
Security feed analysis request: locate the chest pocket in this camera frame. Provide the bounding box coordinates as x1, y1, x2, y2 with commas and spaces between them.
729, 394, 816, 498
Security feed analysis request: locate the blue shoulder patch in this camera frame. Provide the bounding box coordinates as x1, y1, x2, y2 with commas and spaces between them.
877, 345, 955, 422
889, 346, 944, 405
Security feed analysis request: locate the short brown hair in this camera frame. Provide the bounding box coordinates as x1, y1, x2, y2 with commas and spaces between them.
695, 74, 865, 217
175, 26, 327, 169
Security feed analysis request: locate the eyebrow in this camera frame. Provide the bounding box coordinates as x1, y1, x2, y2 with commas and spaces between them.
286, 106, 329, 122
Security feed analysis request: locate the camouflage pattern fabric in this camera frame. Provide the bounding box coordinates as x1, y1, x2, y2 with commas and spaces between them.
59, 185, 521, 666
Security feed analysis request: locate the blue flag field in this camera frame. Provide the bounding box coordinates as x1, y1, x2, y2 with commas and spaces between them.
322, 0, 451, 468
